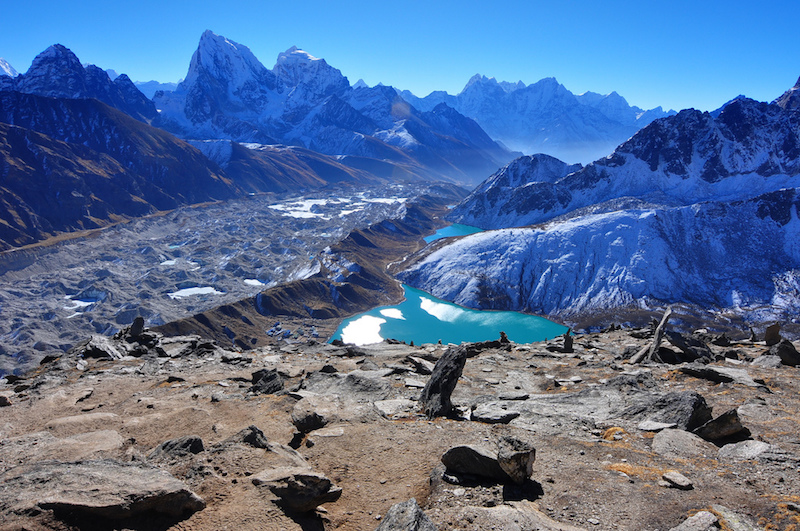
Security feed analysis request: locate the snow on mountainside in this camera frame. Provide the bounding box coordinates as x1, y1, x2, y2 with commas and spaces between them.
0, 58, 17, 78
399, 189, 800, 323
399, 75, 675, 164
400, 88, 800, 328
450, 97, 800, 229
153, 31, 514, 184
0, 45, 157, 122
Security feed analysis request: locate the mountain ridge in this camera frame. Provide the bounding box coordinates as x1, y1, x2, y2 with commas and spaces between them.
399, 74, 676, 164
153, 31, 515, 184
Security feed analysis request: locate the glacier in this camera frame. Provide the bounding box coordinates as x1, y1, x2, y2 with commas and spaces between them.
399, 90, 800, 330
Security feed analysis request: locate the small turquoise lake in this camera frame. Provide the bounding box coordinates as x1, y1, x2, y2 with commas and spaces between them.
423, 223, 483, 243
331, 285, 568, 346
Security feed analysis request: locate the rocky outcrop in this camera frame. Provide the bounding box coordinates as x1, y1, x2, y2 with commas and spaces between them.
0, 460, 204, 520
2, 321, 799, 530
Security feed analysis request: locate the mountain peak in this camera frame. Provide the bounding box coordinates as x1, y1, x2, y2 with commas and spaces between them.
774, 75, 800, 111
29, 44, 83, 73
183, 31, 273, 92
0, 58, 18, 78
273, 45, 348, 94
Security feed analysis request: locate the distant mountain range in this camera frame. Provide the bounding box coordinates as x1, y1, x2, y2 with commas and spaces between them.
399, 75, 676, 164
0, 44, 384, 249
152, 31, 514, 184
398, 83, 800, 330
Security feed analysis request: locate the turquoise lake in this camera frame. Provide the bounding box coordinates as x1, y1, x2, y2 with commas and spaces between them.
423, 223, 483, 243
331, 285, 568, 346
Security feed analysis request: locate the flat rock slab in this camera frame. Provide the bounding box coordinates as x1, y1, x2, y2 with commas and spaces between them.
472, 402, 521, 424
0, 431, 124, 470
0, 459, 205, 519
718, 440, 773, 460
652, 429, 717, 459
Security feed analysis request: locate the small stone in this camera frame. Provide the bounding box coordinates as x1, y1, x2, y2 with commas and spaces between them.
0, 395, 11, 407
471, 403, 520, 424
661, 471, 693, 490
587, 518, 601, 525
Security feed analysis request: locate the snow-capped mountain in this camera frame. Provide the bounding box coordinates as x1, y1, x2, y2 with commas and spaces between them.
448, 154, 582, 229
0, 45, 157, 122
399, 87, 800, 328
0, 58, 17, 78
399, 75, 675, 164
399, 189, 800, 323
450, 97, 800, 229
154, 31, 514, 183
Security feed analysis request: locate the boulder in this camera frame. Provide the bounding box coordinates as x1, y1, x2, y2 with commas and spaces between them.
621, 391, 712, 431
291, 395, 341, 433
129, 316, 145, 338
718, 440, 773, 460
420, 345, 468, 418
441, 445, 510, 483
250, 368, 284, 395
407, 356, 435, 375
0, 460, 204, 520
251, 466, 342, 512
751, 355, 783, 368
80, 336, 125, 360
664, 331, 713, 361
222, 425, 270, 449
375, 498, 437, 531
767, 339, 800, 366
668, 510, 718, 531
496, 436, 536, 485
764, 323, 781, 346
149, 435, 204, 459
692, 409, 749, 442
680, 364, 767, 389
652, 429, 718, 459
711, 504, 762, 531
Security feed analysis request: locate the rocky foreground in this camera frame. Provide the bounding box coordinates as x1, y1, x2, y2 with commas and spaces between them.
1, 318, 800, 531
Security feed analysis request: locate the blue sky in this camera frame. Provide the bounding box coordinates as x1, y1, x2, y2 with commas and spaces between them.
2, 0, 798, 112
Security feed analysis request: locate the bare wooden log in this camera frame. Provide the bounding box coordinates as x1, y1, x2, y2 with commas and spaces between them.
629, 306, 673, 364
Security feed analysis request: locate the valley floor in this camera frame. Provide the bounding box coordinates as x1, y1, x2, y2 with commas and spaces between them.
0, 183, 426, 376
